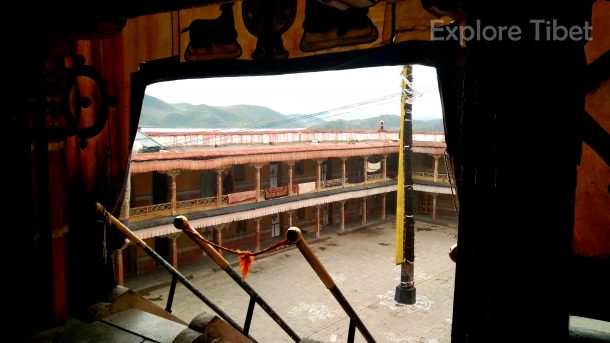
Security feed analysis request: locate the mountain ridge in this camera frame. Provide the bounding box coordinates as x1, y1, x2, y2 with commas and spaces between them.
140, 94, 444, 132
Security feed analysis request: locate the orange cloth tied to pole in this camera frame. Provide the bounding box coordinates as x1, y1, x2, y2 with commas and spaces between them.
238, 251, 255, 280
176, 216, 290, 281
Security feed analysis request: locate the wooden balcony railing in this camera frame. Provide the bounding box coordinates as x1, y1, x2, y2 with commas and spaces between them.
129, 176, 398, 221
413, 171, 450, 183
322, 178, 346, 188
366, 173, 384, 182
175, 196, 217, 209
129, 202, 172, 217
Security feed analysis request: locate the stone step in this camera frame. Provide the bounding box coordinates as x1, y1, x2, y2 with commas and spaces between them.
102, 308, 187, 342
173, 311, 253, 343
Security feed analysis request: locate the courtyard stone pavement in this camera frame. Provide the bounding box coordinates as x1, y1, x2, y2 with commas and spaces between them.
125, 217, 458, 343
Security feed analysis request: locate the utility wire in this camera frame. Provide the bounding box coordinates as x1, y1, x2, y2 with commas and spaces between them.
140, 84, 432, 149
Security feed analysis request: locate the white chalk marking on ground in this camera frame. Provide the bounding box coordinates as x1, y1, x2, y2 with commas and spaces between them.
329, 272, 347, 284
382, 331, 415, 342
288, 302, 334, 322
377, 290, 433, 312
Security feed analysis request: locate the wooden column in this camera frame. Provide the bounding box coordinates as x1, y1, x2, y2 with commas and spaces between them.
288, 210, 294, 227
287, 161, 295, 196
255, 218, 261, 251
216, 169, 223, 208
362, 197, 367, 226
316, 160, 323, 191
254, 164, 262, 202
213, 226, 223, 256
340, 201, 346, 232
433, 155, 440, 183
381, 194, 387, 219
169, 234, 180, 268
114, 247, 124, 286
168, 170, 180, 215
432, 194, 438, 219
48, 141, 68, 322
341, 158, 347, 188
316, 206, 321, 239
120, 166, 131, 224
363, 156, 369, 184
382, 154, 388, 181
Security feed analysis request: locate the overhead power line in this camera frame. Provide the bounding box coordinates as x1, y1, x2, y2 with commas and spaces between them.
140, 82, 434, 149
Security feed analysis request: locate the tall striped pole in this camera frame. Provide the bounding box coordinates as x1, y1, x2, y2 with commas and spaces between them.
394, 64, 416, 304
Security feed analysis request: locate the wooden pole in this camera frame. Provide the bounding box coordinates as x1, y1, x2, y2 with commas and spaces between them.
174, 216, 301, 342
94, 202, 254, 341
286, 227, 376, 343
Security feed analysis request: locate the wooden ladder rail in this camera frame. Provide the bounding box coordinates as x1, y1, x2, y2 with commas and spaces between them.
94, 202, 259, 343
173, 216, 302, 342
286, 227, 377, 343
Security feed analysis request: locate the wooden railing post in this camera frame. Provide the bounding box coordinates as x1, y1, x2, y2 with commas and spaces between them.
286, 227, 376, 343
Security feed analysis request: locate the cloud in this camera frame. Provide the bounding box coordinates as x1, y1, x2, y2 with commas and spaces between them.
145, 65, 442, 121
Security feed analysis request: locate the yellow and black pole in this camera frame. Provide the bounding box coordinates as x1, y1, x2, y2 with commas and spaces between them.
394, 64, 416, 304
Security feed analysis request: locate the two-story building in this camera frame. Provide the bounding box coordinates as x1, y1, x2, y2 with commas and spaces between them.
116, 128, 455, 283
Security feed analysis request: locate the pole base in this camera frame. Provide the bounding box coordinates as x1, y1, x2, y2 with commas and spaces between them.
394, 284, 416, 304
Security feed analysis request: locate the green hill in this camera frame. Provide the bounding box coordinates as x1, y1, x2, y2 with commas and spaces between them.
140, 97, 287, 128
413, 119, 444, 132
139, 95, 444, 132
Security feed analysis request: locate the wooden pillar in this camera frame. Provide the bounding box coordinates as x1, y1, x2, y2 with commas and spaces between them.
381, 194, 387, 219
362, 197, 367, 226
254, 164, 262, 202
341, 158, 347, 188
316, 160, 323, 191
382, 154, 388, 181
287, 161, 295, 196
432, 194, 438, 219
168, 170, 180, 215
288, 210, 294, 227
216, 169, 223, 208
363, 156, 369, 184
213, 226, 223, 256
169, 234, 180, 268
120, 165, 131, 224
340, 201, 346, 232
433, 155, 440, 183
316, 206, 321, 239
255, 218, 261, 251
114, 247, 124, 286
48, 141, 68, 322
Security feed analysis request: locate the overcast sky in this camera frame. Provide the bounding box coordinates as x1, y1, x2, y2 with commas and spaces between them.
145, 64, 442, 121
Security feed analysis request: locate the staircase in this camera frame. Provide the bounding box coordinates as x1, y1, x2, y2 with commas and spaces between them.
26, 286, 259, 343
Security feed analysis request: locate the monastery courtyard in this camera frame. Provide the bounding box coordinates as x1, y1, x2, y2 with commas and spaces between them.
126, 217, 458, 343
